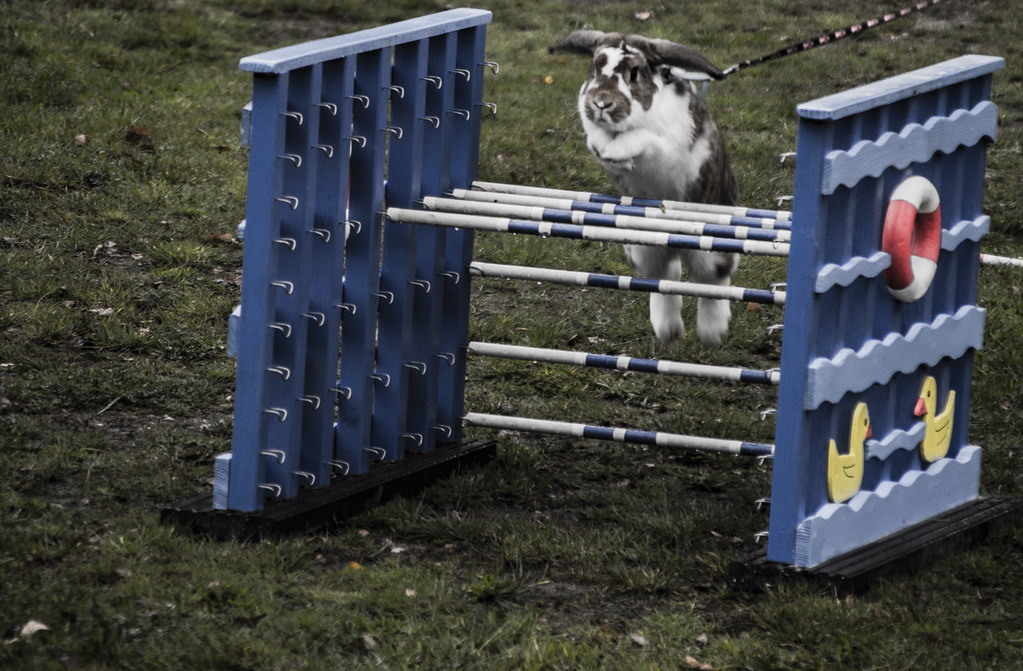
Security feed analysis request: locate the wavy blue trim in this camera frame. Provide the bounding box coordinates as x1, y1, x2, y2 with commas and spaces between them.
820, 101, 998, 194
794, 445, 981, 567
942, 215, 990, 251
866, 421, 926, 461
815, 251, 892, 293
805, 305, 985, 410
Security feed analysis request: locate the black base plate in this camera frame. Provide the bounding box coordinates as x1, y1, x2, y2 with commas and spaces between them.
160, 439, 496, 541
728, 496, 1023, 595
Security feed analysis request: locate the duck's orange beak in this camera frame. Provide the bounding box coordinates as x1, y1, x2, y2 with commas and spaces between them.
914, 397, 928, 417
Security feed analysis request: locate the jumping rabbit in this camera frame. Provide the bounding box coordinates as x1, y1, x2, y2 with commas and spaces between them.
551, 30, 740, 346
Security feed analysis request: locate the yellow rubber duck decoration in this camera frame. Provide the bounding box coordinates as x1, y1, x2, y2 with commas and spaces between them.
826, 401, 872, 503
915, 375, 955, 462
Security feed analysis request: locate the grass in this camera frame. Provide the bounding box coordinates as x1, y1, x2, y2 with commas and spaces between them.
3, 0, 1023, 668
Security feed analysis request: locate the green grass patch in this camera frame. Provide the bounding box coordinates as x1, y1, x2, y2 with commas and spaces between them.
3, 0, 1023, 669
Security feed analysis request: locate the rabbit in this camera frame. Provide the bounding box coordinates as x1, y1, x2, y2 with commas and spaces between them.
550, 30, 740, 346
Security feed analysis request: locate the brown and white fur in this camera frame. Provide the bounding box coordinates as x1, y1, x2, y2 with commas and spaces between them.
551, 31, 739, 346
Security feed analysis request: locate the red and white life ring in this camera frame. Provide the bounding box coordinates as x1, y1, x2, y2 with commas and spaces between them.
882, 176, 942, 302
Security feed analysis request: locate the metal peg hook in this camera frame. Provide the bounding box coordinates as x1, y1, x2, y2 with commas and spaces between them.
373, 291, 394, 305
333, 386, 352, 400
263, 407, 288, 423
448, 109, 470, 120
370, 372, 390, 388
776, 195, 793, 207
313, 144, 335, 158
274, 237, 297, 251
278, 153, 302, 167
302, 311, 326, 326
422, 75, 442, 89
267, 322, 292, 338
403, 361, 427, 375
328, 460, 350, 476
261, 449, 286, 464
364, 446, 387, 460
266, 365, 291, 380
440, 271, 460, 284
276, 196, 299, 210
778, 152, 797, 164
383, 126, 404, 140
258, 483, 283, 497
387, 85, 405, 99
336, 302, 357, 315
420, 116, 440, 129
307, 228, 331, 243
271, 280, 294, 295
483, 61, 500, 74
344, 219, 362, 235
299, 395, 321, 409
408, 279, 431, 293
402, 433, 424, 447
758, 408, 777, 421
294, 470, 316, 485
346, 135, 367, 148
766, 324, 784, 335
452, 68, 471, 81
755, 498, 771, 510
348, 94, 370, 109
476, 102, 498, 115
434, 424, 452, 438
282, 111, 304, 125
434, 352, 456, 366
316, 102, 338, 116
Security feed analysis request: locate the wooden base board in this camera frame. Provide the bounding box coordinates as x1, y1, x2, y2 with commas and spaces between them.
160, 439, 496, 541
728, 496, 1023, 595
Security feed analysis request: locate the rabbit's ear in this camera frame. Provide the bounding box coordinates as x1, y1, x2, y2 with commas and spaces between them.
549, 30, 623, 56
628, 36, 725, 80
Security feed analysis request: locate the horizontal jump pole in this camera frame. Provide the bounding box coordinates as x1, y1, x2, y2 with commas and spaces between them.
449, 189, 792, 232
463, 412, 775, 457
468, 341, 781, 385
471, 180, 792, 222
980, 253, 1023, 268
469, 261, 787, 306
423, 196, 791, 243
386, 208, 791, 258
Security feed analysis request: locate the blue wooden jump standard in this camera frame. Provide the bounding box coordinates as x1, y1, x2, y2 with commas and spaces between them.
193, 9, 1011, 574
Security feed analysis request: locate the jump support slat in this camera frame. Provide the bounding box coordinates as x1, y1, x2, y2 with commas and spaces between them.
471, 180, 793, 222
469, 261, 786, 306
464, 412, 775, 457
423, 196, 791, 242
387, 208, 791, 257
447, 189, 793, 231
468, 341, 781, 385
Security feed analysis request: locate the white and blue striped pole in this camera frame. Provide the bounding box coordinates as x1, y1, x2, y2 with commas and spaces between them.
468, 341, 781, 385
386, 208, 791, 257
469, 262, 786, 306
463, 413, 774, 457
423, 196, 791, 242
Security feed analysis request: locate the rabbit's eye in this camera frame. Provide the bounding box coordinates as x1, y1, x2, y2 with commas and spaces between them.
629, 66, 640, 83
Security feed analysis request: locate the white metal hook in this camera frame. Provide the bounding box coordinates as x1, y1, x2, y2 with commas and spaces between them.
441, 271, 460, 284
408, 279, 431, 293
422, 75, 443, 89
299, 395, 321, 409
348, 94, 370, 109
364, 446, 388, 460
276, 196, 300, 210
452, 68, 471, 81
403, 361, 427, 375
373, 291, 394, 305
294, 470, 316, 485
313, 144, 335, 158
316, 102, 338, 116
274, 237, 297, 251
258, 483, 283, 497
448, 109, 470, 120
261, 449, 286, 464
370, 372, 391, 388
344, 219, 362, 235
483, 61, 499, 74
302, 311, 326, 326
346, 135, 367, 148
263, 407, 288, 423
333, 386, 352, 400
307, 228, 331, 243
278, 153, 302, 167
434, 352, 456, 366
266, 365, 291, 380
328, 460, 350, 476
434, 424, 452, 438
384, 126, 404, 140
282, 111, 304, 125
271, 280, 294, 295
387, 85, 405, 99
420, 116, 440, 129
402, 433, 424, 447
267, 322, 292, 338
336, 302, 357, 316
476, 102, 498, 115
